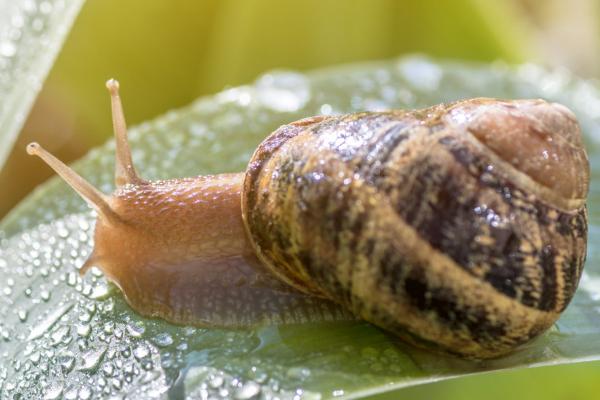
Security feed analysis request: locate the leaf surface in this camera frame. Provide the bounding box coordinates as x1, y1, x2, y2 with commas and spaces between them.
1, 56, 599, 399
0, 0, 84, 169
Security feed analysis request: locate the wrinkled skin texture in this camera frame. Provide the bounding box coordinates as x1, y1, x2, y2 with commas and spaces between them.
89, 174, 353, 326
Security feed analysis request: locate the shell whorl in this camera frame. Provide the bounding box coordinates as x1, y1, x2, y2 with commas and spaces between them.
242, 99, 589, 359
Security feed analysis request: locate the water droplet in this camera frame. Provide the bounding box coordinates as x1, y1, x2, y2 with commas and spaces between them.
133, 344, 150, 359
57, 226, 69, 238
66, 272, 77, 286
120, 346, 131, 358
40, 289, 51, 301
63, 386, 78, 400
57, 353, 75, 373
89, 281, 110, 299
17, 309, 28, 322
103, 321, 114, 334
111, 378, 123, 390
126, 322, 145, 338
320, 104, 333, 115
141, 358, 154, 371
76, 324, 91, 337
43, 381, 63, 399
255, 72, 310, 112
183, 327, 196, 336
28, 302, 74, 340
50, 325, 70, 346
398, 57, 442, 91
209, 374, 224, 388
286, 366, 311, 380
30, 351, 41, 364
177, 342, 188, 351
78, 385, 92, 399
252, 371, 268, 384
579, 272, 600, 301
123, 361, 137, 377
78, 311, 92, 323
234, 381, 261, 400
152, 332, 173, 347
0, 41, 17, 57
102, 362, 114, 377
78, 347, 106, 371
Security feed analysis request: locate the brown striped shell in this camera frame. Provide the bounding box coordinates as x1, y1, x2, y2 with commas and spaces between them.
242, 98, 589, 359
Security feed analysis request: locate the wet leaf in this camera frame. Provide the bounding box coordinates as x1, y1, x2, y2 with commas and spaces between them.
1, 56, 600, 399
0, 0, 84, 169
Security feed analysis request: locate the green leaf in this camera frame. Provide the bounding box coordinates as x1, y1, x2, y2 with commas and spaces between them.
0, 0, 84, 169
1, 56, 599, 399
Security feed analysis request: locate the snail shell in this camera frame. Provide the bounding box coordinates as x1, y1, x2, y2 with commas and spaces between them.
243, 99, 588, 358
28, 81, 589, 359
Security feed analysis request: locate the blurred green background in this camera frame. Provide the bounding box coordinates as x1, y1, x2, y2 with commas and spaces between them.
2, 0, 600, 398
4, 0, 600, 219
371, 360, 600, 400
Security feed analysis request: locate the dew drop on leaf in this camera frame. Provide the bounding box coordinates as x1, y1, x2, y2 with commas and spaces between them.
133, 344, 150, 360
43, 381, 63, 400
234, 380, 261, 400
78, 347, 106, 371
152, 332, 173, 347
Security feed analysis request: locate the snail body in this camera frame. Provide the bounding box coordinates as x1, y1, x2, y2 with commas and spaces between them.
28, 80, 589, 359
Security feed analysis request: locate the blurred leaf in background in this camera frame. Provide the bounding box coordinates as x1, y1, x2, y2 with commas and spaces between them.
370, 360, 600, 400
0, 0, 532, 219
0, 0, 83, 184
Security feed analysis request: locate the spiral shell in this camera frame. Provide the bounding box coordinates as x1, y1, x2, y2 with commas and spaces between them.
242, 98, 589, 358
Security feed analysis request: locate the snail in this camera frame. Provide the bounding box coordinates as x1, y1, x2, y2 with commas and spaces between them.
27, 79, 589, 359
